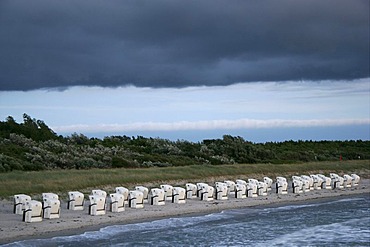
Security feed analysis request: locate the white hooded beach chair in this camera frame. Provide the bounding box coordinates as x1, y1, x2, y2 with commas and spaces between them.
23, 200, 43, 223
185, 183, 197, 199
247, 182, 258, 197
172, 187, 186, 204
43, 198, 61, 219
200, 184, 214, 201
292, 179, 303, 194
351, 174, 360, 186
343, 174, 353, 188
109, 193, 125, 213
128, 190, 144, 209
299, 177, 311, 192
135, 186, 149, 203
263, 177, 273, 191
224, 180, 236, 195
67, 191, 84, 211
235, 183, 247, 198
276, 177, 288, 194
301, 175, 314, 191
310, 175, 323, 190
14, 194, 31, 215
196, 183, 208, 198
41, 193, 60, 219
160, 184, 174, 201
89, 195, 106, 216
149, 188, 166, 206
317, 174, 332, 189
330, 173, 344, 189
215, 182, 228, 200
257, 182, 268, 196
115, 187, 129, 205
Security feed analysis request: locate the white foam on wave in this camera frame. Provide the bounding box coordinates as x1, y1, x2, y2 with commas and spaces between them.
52, 211, 231, 243
260, 217, 370, 247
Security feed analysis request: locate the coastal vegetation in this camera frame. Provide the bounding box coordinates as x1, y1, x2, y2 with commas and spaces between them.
1, 114, 369, 173
0, 114, 369, 198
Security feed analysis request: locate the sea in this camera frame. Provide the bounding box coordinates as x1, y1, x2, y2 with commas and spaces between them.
3, 195, 370, 247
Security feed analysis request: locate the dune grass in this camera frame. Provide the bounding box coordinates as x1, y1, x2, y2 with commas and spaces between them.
0, 160, 368, 199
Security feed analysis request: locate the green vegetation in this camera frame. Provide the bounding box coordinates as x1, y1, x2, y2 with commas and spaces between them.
0, 160, 368, 198
0, 115, 368, 199
1, 115, 369, 173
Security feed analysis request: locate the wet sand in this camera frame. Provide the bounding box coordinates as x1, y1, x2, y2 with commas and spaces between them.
1, 179, 369, 244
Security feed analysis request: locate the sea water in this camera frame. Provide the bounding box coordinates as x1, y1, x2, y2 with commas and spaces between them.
3, 195, 370, 247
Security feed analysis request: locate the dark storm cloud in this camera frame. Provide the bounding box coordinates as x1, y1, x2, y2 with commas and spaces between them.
0, 0, 368, 91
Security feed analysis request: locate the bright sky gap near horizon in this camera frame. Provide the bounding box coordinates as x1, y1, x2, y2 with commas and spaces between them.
0, 0, 369, 143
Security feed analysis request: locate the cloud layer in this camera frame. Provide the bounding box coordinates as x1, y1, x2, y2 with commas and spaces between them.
0, 0, 368, 91
52, 118, 370, 133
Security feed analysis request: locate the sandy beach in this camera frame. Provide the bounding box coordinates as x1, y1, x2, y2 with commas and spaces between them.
1, 179, 369, 244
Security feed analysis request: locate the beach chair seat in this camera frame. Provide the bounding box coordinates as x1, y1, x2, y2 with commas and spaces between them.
23, 200, 43, 223
185, 183, 197, 199
109, 193, 125, 213
215, 182, 228, 200
43, 198, 61, 219
160, 184, 174, 201
172, 187, 186, 204
224, 180, 236, 195
351, 174, 360, 186
200, 184, 214, 201
263, 177, 273, 191
115, 187, 129, 205
317, 174, 331, 189
88, 195, 106, 216
235, 183, 247, 199
247, 182, 258, 197
276, 177, 288, 194
14, 194, 31, 215
149, 188, 166, 206
135, 186, 149, 203
292, 179, 303, 194
257, 182, 268, 196
128, 190, 144, 209
67, 191, 84, 211
343, 174, 353, 188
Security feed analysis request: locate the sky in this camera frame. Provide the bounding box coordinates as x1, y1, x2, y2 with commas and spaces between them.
0, 0, 369, 142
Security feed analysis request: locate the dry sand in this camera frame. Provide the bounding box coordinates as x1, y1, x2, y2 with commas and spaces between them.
1, 179, 369, 244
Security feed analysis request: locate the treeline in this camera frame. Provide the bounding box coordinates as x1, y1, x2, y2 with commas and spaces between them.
0, 114, 369, 172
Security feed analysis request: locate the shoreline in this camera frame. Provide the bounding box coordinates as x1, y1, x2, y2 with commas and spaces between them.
1, 180, 369, 244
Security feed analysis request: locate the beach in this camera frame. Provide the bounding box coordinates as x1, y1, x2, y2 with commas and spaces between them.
1, 179, 369, 244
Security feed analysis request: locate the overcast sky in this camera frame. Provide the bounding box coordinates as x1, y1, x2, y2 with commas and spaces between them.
0, 0, 369, 142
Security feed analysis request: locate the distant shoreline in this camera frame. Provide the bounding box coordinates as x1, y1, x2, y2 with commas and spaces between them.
1, 179, 369, 244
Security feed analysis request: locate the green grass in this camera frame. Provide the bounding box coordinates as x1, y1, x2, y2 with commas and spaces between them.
0, 160, 368, 199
